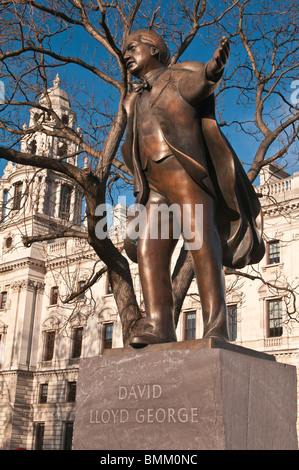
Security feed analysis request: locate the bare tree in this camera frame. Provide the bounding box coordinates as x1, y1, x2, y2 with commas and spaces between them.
215, 0, 299, 181
0, 0, 298, 343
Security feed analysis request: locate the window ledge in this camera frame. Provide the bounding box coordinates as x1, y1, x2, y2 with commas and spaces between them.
68, 357, 80, 365
262, 262, 284, 272
40, 360, 53, 367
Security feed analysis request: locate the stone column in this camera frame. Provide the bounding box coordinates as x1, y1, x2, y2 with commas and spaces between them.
54, 182, 62, 218
69, 188, 76, 223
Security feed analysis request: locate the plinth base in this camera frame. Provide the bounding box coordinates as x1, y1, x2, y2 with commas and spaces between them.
73, 339, 297, 450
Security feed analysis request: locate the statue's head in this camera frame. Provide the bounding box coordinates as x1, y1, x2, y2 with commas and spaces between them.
124, 29, 170, 78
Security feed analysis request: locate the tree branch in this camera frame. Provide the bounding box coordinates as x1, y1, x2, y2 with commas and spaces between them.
0, 146, 91, 190
62, 266, 107, 303
0, 44, 122, 90
247, 111, 299, 182
170, 0, 239, 65
22, 230, 88, 247
226, 268, 298, 317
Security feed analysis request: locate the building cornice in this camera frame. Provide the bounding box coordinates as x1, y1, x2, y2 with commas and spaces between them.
262, 199, 299, 217
0, 257, 46, 275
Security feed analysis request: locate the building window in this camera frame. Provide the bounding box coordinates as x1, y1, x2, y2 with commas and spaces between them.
35, 423, 45, 450
61, 115, 69, 126
13, 182, 22, 210
103, 323, 113, 349
66, 381, 77, 402
72, 327, 83, 358
58, 141, 68, 157
5, 237, 12, 249
43, 331, 55, 361
80, 195, 86, 225
1, 189, 8, 222
33, 112, 41, 123
29, 139, 37, 154
50, 286, 59, 305
227, 304, 238, 341
106, 275, 113, 295
267, 298, 283, 337
59, 184, 72, 220
0, 333, 4, 366
184, 311, 196, 341
63, 421, 74, 450
0, 292, 7, 309
78, 280, 86, 300
267, 240, 280, 264
39, 383, 48, 404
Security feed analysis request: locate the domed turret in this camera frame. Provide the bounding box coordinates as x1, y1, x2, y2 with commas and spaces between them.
21, 74, 78, 161
26, 74, 76, 131
1, 73, 84, 227
39, 74, 71, 110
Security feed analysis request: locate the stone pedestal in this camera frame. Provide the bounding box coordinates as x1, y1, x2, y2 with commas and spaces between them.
73, 339, 298, 450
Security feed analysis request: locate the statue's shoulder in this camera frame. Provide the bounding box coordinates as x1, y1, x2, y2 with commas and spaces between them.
168, 61, 205, 74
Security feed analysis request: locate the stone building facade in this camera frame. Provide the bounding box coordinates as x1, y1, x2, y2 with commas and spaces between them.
0, 79, 298, 449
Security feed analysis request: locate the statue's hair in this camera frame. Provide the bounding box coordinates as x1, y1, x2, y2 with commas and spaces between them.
126, 29, 171, 66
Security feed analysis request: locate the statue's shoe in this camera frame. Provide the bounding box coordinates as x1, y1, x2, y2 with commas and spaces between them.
130, 331, 177, 349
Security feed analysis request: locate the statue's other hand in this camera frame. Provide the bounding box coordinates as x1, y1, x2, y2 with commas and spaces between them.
212, 36, 230, 72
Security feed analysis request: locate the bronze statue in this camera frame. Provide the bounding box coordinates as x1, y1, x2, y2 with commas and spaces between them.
121, 30, 264, 348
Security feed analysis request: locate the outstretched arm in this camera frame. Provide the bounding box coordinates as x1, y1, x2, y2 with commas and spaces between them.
205, 37, 230, 82
178, 37, 230, 105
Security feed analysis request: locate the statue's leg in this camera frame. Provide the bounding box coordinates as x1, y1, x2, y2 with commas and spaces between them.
180, 190, 228, 340
130, 189, 178, 348
148, 156, 228, 341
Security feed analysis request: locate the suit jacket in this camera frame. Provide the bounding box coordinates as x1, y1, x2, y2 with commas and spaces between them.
121, 62, 265, 269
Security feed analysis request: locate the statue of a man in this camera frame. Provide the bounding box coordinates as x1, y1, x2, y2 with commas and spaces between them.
121, 30, 264, 348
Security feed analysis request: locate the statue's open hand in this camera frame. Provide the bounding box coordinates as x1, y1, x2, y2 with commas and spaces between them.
212, 36, 230, 74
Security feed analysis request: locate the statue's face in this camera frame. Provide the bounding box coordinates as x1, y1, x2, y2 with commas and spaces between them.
124, 36, 159, 78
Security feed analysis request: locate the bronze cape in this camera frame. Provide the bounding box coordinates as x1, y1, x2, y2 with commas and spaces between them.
122, 63, 265, 269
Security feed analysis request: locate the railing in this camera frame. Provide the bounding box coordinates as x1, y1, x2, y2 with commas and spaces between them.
48, 241, 67, 253
264, 337, 283, 348
48, 237, 90, 255
260, 178, 292, 196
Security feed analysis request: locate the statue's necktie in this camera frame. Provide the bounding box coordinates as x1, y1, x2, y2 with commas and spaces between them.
131, 78, 152, 94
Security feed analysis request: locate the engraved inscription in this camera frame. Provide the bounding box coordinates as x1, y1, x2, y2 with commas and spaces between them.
118, 384, 162, 400
90, 409, 129, 424
89, 383, 201, 425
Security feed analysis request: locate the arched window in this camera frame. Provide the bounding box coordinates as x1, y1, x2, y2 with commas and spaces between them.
29, 139, 37, 154
61, 114, 69, 125
33, 112, 41, 123
57, 141, 67, 157
59, 185, 72, 220
71, 327, 83, 358
1, 189, 8, 222
43, 331, 55, 361
50, 286, 59, 305
13, 181, 22, 210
